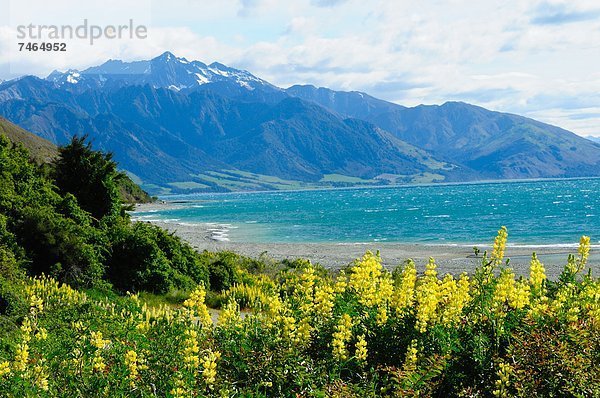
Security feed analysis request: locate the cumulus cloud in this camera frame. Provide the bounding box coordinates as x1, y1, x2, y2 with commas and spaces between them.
310, 0, 349, 7
530, 1, 600, 25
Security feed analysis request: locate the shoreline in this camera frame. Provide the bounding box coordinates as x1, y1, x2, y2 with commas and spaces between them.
133, 203, 598, 280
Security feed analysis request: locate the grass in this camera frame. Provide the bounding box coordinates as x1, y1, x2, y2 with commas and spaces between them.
0, 117, 57, 164
168, 181, 211, 190
320, 174, 378, 184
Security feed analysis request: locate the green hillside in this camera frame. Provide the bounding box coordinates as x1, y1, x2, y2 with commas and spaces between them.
0, 116, 57, 164
0, 117, 153, 204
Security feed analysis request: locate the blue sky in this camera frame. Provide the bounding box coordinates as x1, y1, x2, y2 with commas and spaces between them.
1, 0, 599, 137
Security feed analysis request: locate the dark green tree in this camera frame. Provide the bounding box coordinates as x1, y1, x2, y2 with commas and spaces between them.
54, 136, 122, 221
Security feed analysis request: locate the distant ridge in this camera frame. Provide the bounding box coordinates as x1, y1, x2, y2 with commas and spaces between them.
0, 52, 599, 194
587, 136, 600, 144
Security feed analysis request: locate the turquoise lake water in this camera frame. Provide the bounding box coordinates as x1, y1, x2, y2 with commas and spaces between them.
133, 178, 600, 245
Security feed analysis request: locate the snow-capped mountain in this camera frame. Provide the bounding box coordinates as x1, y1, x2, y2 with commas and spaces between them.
46, 51, 279, 93
1, 51, 600, 193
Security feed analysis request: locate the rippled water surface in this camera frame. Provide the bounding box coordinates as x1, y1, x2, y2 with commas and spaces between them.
133, 178, 600, 245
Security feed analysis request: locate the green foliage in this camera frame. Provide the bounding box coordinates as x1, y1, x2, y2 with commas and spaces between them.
106, 221, 209, 294
54, 135, 122, 220
0, 133, 206, 293
117, 173, 153, 204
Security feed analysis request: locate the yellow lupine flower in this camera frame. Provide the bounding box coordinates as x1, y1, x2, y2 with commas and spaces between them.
314, 284, 335, 319
391, 260, 417, 315
349, 251, 384, 307
0, 361, 10, 377
218, 299, 241, 327
298, 265, 316, 299
529, 253, 546, 293
20, 318, 32, 342
35, 327, 48, 341
33, 363, 49, 391
29, 295, 44, 313
376, 305, 388, 326
92, 355, 106, 373
578, 235, 591, 267
13, 343, 29, 372
90, 331, 109, 350
183, 285, 212, 328
509, 280, 530, 310
201, 350, 221, 388
494, 269, 516, 310
493, 361, 513, 397
491, 226, 508, 265
125, 350, 139, 387
333, 270, 347, 294
171, 387, 188, 398
295, 317, 312, 345
332, 313, 353, 361
415, 258, 440, 332
404, 339, 418, 372
354, 334, 368, 363
182, 329, 200, 369
566, 305, 580, 323
440, 274, 471, 326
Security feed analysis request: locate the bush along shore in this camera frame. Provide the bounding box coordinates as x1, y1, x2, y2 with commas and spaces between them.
0, 135, 599, 396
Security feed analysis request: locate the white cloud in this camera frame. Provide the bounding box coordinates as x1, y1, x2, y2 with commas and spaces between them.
0, 0, 599, 136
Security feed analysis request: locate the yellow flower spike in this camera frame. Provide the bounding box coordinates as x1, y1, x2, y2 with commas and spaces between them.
20, 318, 32, 342
201, 350, 221, 388
218, 299, 241, 327
295, 317, 312, 346
90, 331, 109, 350
298, 265, 316, 299
578, 235, 591, 270
509, 280, 530, 310
314, 284, 335, 319
529, 253, 546, 293
183, 285, 213, 328
494, 268, 516, 311
415, 258, 440, 332
333, 270, 347, 294
35, 327, 48, 341
182, 329, 200, 370
171, 387, 188, 398
493, 361, 513, 397
354, 334, 368, 363
348, 251, 394, 307
92, 355, 106, 373
566, 305, 580, 323
376, 305, 388, 326
332, 314, 353, 361
13, 343, 29, 372
438, 273, 471, 326
403, 339, 418, 372
29, 295, 44, 313
392, 260, 417, 315
0, 361, 11, 377
491, 226, 508, 265
33, 362, 49, 391
125, 350, 139, 388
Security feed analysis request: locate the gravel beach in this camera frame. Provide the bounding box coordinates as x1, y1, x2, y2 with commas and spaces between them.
133, 203, 599, 280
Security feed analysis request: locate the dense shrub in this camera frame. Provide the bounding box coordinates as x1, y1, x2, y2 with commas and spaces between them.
106, 221, 209, 293
0, 133, 209, 292
53, 136, 122, 221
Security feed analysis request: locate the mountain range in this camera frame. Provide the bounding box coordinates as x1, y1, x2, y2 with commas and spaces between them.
0, 51, 599, 194
587, 136, 600, 144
